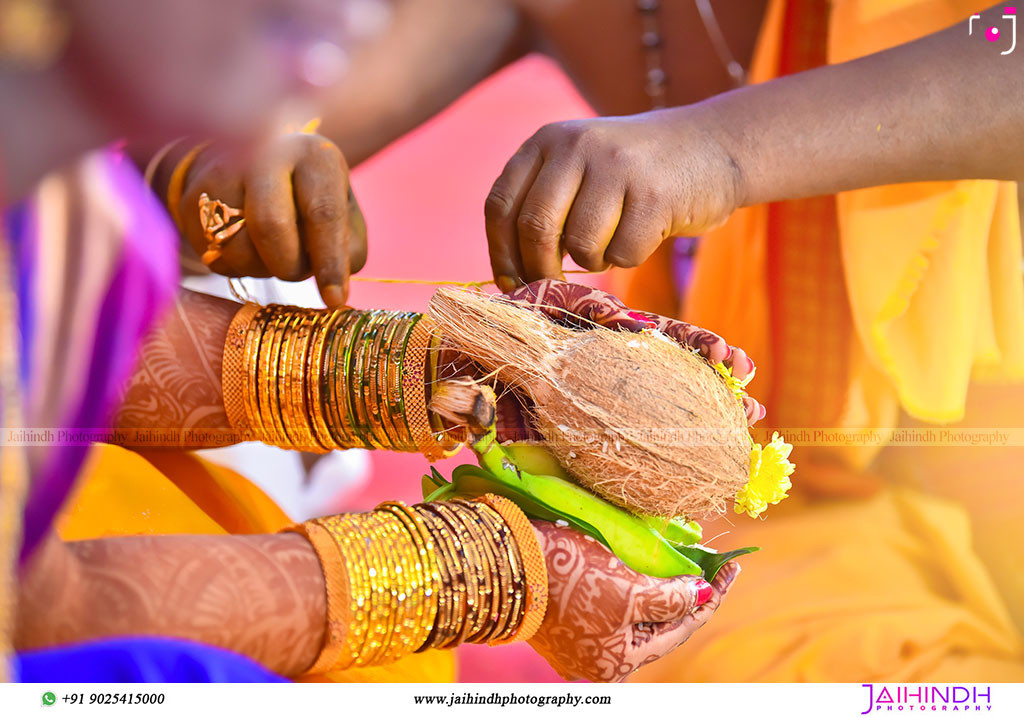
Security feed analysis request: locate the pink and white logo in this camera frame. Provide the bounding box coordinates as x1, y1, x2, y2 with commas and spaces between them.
860, 684, 994, 713
971, 8, 1017, 54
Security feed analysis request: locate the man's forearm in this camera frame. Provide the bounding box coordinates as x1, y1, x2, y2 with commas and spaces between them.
320, 0, 527, 165
16, 533, 327, 676
697, 3, 1024, 207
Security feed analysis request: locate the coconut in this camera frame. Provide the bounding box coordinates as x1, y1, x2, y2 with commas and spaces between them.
428, 287, 750, 518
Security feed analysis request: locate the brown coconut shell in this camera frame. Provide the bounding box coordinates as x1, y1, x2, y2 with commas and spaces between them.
428, 287, 750, 519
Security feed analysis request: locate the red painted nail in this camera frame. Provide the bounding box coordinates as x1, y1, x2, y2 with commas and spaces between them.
627, 311, 658, 329
746, 356, 755, 374
759, 404, 767, 420
694, 578, 713, 606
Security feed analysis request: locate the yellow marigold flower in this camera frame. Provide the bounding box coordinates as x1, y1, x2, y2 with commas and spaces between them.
735, 432, 795, 519
712, 362, 754, 404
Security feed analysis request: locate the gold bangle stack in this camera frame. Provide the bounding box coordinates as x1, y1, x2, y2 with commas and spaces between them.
291, 496, 548, 673
223, 302, 461, 457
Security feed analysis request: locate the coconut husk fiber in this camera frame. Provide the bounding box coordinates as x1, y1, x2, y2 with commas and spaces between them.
428, 287, 750, 519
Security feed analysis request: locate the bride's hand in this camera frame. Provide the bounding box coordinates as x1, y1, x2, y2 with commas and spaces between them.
529, 521, 740, 682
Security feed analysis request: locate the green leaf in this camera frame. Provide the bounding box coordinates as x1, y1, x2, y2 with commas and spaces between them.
674, 545, 760, 581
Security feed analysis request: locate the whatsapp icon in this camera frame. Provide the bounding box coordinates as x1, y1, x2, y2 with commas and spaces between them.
42, 691, 56, 706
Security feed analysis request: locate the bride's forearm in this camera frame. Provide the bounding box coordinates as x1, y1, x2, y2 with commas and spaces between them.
16, 532, 327, 676
16, 497, 548, 677
113, 288, 239, 447
113, 291, 451, 454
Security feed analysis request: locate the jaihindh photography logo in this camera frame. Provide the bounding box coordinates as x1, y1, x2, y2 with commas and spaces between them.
860, 684, 993, 713
970, 8, 1017, 54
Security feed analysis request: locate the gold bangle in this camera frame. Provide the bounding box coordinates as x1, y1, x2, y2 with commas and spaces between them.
143, 137, 184, 188
377, 510, 419, 661
305, 309, 335, 450
404, 318, 457, 461
222, 302, 260, 440
244, 305, 276, 444
415, 505, 460, 649
324, 515, 371, 668
326, 309, 362, 448
417, 509, 453, 650
474, 494, 548, 644
288, 309, 325, 452
361, 512, 394, 665
370, 313, 404, 450
476, 502, 525, 642
359, 313, 389, 449
359, 512, 391, 665
384, 315, 416, 450
468, 501, 520, 643
261, 308, 291, 446
287, 521, 350, 674
308, 310, 339, 451
278, 308, 303, 447
429, 501, 481, 646
453, 501, 498, 642
378, 502, 439, 652
347, 311, 379, 448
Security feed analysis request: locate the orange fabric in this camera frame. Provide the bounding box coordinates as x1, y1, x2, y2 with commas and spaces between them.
764, 0, 853, 438
135, 450, 292, 535
626, 0, 1023, 486
626, 0, 1024, 683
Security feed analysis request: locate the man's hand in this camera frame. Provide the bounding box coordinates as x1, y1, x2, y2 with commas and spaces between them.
176, 133, 367, 307
485, 110, 743, 290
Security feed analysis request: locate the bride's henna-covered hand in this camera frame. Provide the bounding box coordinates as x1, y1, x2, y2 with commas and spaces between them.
529, 521, 740, 682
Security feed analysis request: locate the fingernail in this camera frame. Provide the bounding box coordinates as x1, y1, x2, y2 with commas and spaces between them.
496, 275, 517, 294
694, 578, 713, 606
720, 563, 741, 590
322, 283, 346, 308
759, 404, 767, 420
627, 311, 658, 329
746, 356, 755, 374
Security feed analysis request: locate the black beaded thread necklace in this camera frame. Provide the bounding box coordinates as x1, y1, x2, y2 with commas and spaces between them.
637, 0, 748, 109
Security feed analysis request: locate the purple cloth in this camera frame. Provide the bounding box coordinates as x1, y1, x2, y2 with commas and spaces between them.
5, 151, 283, 683
7, 150, 179, 564
671, 236, 700, 298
